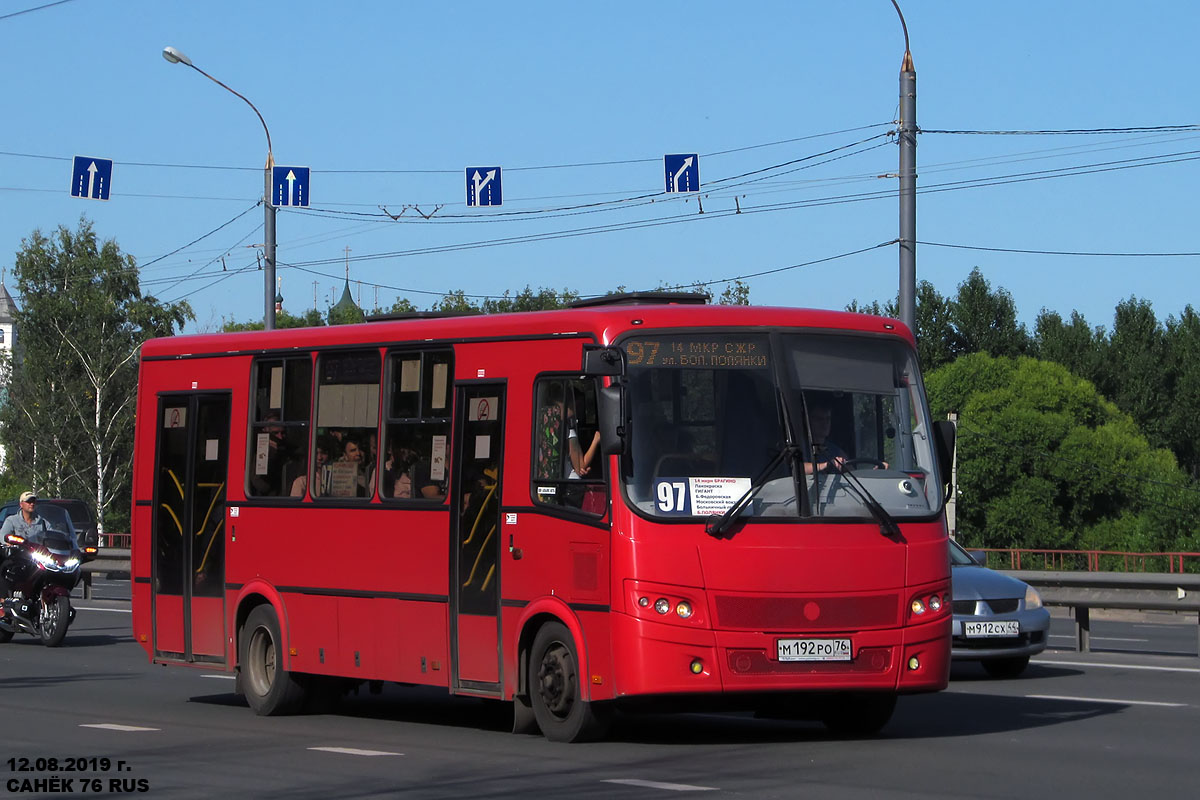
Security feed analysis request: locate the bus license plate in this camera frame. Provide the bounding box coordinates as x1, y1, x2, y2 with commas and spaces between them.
777, 638, 852, 662
963, 620, 1020, 638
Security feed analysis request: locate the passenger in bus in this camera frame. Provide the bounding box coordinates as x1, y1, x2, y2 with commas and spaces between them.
290, 438, 333, 498
387, 440, 445, 500
566, 387, 601, 480
250, 411, 292, 496
338, 436, 370, 497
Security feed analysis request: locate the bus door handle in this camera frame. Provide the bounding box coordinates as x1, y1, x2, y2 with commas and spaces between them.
509, 534, 523, 560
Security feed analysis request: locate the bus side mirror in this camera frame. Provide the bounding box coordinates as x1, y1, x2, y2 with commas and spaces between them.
598, 384, 627, 456
933, 419, 956, 497
581, 345, 625, 377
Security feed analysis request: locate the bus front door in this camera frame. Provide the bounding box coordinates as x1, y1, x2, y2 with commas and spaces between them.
450, 383, 505, 692
151, 393, 231, 664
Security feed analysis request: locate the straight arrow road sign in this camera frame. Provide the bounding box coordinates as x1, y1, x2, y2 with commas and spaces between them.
70, 156, 113, 200
271, 165, 311, 207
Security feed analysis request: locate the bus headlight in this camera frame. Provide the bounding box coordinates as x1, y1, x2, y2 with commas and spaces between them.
654, 598, 671, 615
675, 601, 693, 619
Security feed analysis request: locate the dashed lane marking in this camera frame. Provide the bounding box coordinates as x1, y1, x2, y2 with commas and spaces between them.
80, 723, 160, 732
1026, 694, 1186, 708
308, 747, 403, 757
1034, 658, 1200, 674
603, 779, 718, 792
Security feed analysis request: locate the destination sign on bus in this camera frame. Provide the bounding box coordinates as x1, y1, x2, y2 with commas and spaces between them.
625, 336, 769, 369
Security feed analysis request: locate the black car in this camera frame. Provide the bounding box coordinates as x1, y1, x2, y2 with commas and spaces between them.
37, 499, 98, 549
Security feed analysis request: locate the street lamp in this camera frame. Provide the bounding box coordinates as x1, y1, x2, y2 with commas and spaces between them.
891, 1, 917, 336
162, 46, 277, 330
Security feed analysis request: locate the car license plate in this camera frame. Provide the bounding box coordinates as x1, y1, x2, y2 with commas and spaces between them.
963, 620, 1020, 638
777, 638, 852, 662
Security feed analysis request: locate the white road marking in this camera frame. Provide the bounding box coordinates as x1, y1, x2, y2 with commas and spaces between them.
1049, 634, 1148, 642
1026, 694, 1186, 708
603, 779, 718, 792
202, 674, 236, 680
80, 723, 160, 732
75, 606, 132, 613
308, 747, 402, 757
1034, 658, 1200, 674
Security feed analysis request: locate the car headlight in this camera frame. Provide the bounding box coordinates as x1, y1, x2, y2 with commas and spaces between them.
1024, 585, 1043, 610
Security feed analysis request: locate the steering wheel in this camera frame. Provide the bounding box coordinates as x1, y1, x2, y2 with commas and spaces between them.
841, 458, 888, 471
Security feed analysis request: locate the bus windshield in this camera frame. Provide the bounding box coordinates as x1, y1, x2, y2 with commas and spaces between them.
622, 331, 942, 522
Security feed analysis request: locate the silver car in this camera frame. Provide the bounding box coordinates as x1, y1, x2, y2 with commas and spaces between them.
950, 538, 1051, 677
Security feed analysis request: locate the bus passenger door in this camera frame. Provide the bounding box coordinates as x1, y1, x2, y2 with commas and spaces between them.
151, 393, 231, 664
450, 384, 505, 692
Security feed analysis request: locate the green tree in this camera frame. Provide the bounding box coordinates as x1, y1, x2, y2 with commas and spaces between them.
1163, 306, 1200, 478
947, 267, 1029, 358
1, 219, 192, 536
716, 280, 750, 305
222, 307, 325, 332
926, 353, 1199, 557
1031, 309, 1104, 382
481, 286, 579, 313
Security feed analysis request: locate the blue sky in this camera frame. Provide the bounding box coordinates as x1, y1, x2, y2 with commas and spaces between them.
2, 0, 1196, 334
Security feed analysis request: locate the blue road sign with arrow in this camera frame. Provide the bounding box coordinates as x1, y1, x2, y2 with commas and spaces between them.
70, 156, 113, 200
664, 153, 700, 193
271, 166, 310, 207
465, 166, 502, 207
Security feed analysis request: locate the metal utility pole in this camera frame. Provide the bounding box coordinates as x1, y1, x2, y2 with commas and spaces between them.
893, 1, 917, 335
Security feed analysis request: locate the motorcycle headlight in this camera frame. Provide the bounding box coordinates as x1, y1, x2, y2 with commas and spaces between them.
64, 557, 80, 570
31, 550, 56, 569
1024, 585, 1043, 610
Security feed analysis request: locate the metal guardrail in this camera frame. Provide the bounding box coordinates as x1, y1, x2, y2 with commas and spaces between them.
80, 548, 130, 599
1009, 570, 1200, 656
78, 552, 1200, 656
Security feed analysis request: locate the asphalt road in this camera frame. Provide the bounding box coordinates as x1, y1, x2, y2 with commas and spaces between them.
2, 584, 1197, 799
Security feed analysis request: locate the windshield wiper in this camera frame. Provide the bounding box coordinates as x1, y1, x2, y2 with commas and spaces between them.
825, 465, 904, 539
705, 445, 801, 539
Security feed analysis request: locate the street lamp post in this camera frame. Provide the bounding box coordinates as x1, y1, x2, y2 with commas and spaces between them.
891, 1, 917, 336
162, 46, 277, 330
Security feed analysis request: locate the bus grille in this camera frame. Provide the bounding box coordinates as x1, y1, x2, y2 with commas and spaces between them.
714, 594, 899, 631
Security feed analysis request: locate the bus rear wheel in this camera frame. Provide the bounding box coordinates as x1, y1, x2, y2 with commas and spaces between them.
240, 605, 306, 715
529, 622, 611, 742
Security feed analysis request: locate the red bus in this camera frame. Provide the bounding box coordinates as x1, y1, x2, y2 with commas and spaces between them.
131, 292, 955, 742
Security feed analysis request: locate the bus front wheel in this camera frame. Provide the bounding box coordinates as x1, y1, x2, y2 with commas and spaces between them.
529, 622, 611, 742
240, 605, 306, 715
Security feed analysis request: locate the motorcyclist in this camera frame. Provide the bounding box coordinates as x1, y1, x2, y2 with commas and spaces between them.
0, 491, 52, 614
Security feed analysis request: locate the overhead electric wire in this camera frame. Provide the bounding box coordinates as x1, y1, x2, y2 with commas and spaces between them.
0, 1, 80, 22
138, 202, 261, 270
922, 124, 1200, 136
918, 241, 1200, 258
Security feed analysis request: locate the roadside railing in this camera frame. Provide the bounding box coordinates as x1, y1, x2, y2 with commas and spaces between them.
80, 548, 130, 599
1008, 569, 1200, 657
100, 532, 131, 549
979, 548, 1200, 573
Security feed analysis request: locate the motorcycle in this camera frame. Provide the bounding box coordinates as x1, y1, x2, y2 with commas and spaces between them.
0, 529, 97, 647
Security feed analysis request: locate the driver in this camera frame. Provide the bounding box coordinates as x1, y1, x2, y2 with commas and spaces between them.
0, 491, 52, 608
805, 405, 846, 474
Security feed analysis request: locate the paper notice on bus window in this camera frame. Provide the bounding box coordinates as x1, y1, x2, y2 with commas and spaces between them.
255, 433, 270, 475
400, 359, 420, 392
432, 363, 449, 409
269, 366, 283, 409
205, 439, 219, 461
430, 435, 447, 481
164, 407, 186, 428
475, 435, 491, 460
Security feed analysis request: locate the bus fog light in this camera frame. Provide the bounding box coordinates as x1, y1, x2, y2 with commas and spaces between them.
911, 599, 926, 615
689, 659, 704, 674
638, 596, 650, 607
654, 598, 670, 615
929, 595, 942, 612
675, 601, 693, 619
908, 656, 920, 670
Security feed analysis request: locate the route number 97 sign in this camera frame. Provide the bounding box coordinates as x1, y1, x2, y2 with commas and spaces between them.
654, 477, 751, 515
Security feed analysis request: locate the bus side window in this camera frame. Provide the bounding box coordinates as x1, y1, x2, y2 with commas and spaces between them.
381, 349, 452, 502
532, 377, 605, 514
313, 350, 381, 499
247, 357, 312, 498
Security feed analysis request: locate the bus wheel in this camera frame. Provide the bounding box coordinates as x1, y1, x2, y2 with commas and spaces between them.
530, 622, 612, 742
240, 605, 306, 715
820, 692, 896, 737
